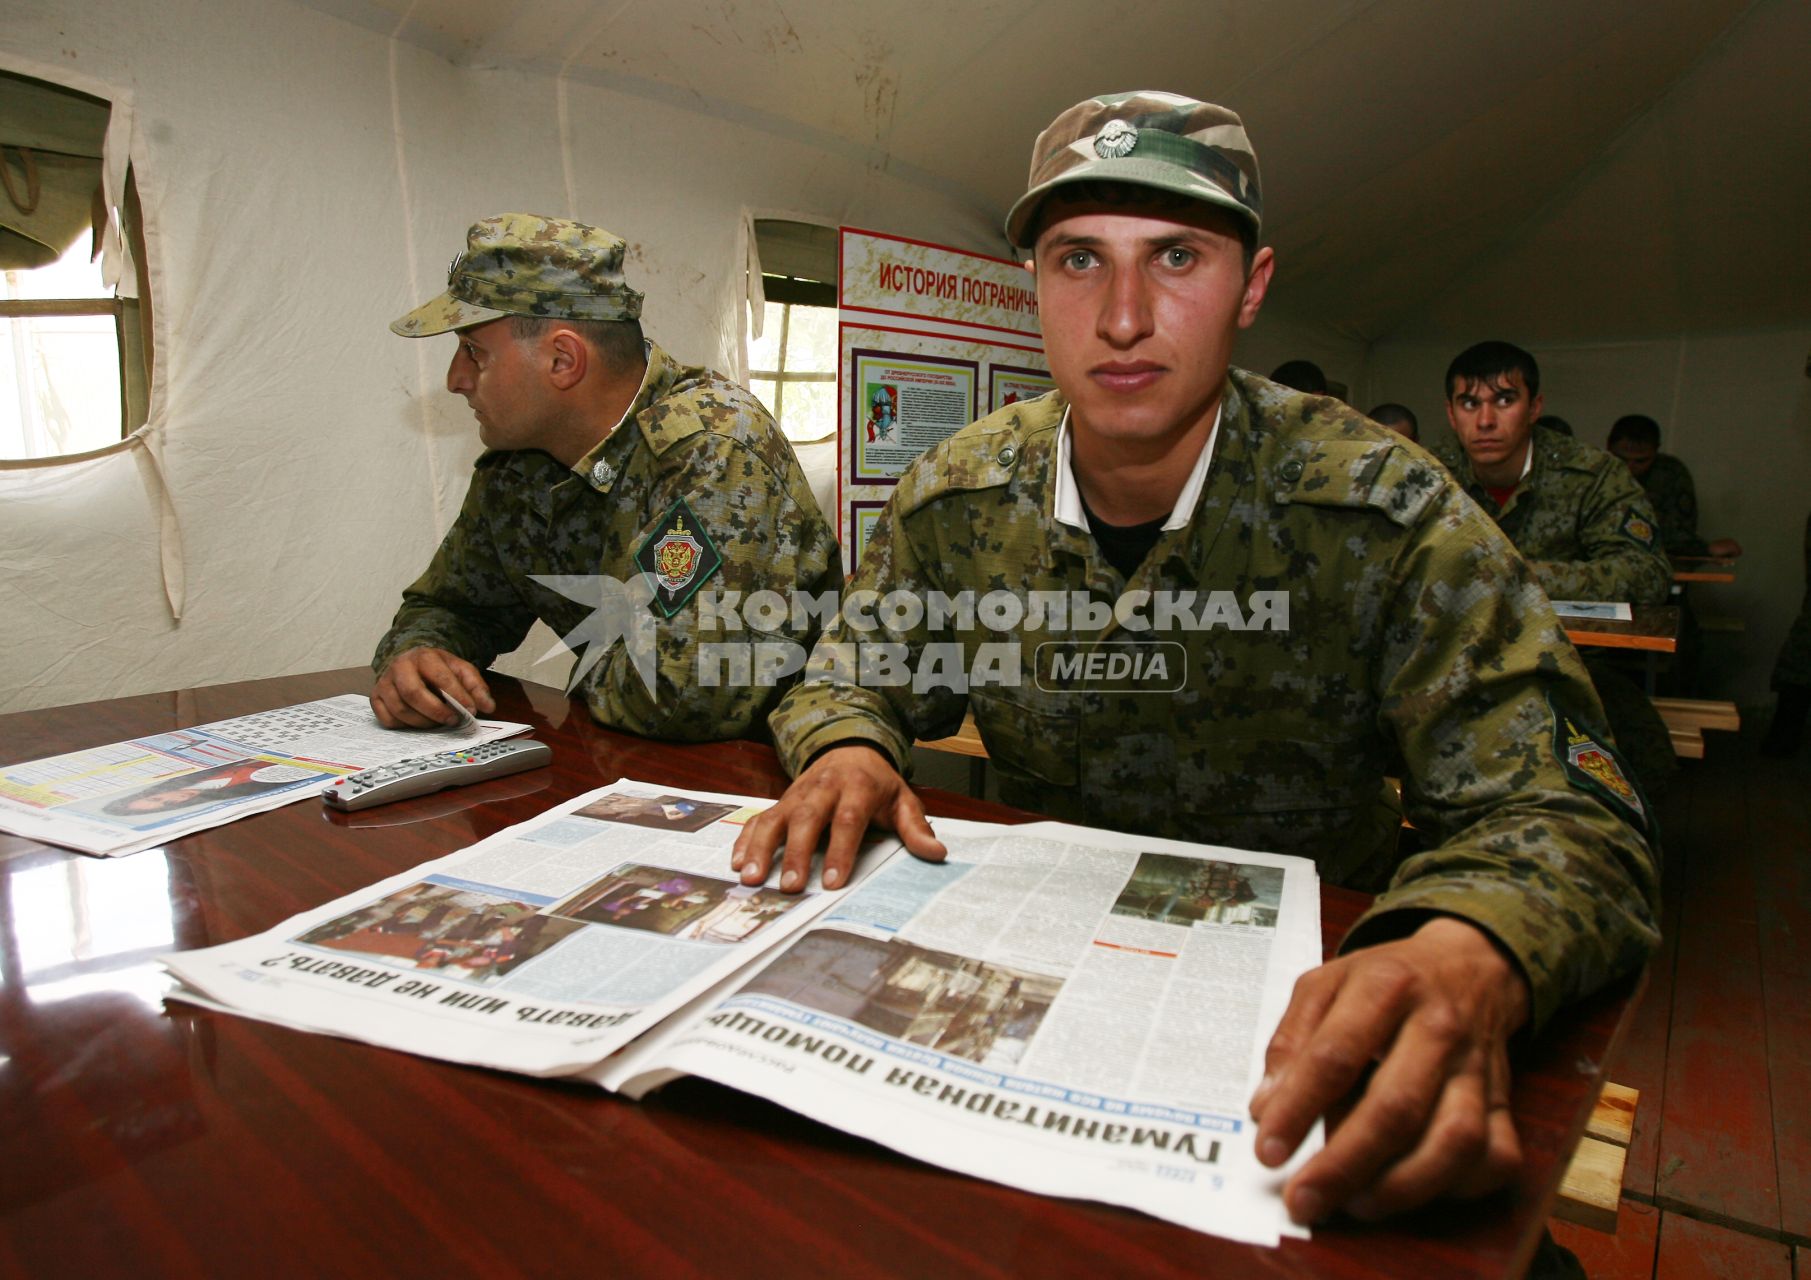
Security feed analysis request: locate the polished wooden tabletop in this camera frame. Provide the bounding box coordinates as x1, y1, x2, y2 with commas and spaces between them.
1563, 603, 1681, 653
0, 669, 1637, 1279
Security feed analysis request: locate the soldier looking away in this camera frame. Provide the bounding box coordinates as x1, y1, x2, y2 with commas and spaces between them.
371, 214, 839, 740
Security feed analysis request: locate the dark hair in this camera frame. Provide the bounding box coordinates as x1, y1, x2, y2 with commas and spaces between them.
1368, 402, 1418, 433
1029, 181, 1259, 271
508, 314, 645, 374
1445, 340, 1540, 399
1270, 360, 1327, 395
1535, 414, 1573, 437
1607, 414, 1661, 448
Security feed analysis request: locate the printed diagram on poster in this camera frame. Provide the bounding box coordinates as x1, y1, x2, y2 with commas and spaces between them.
837, 228, 1047, 568
989, 364, 1057, 415
851, 350, 977, 482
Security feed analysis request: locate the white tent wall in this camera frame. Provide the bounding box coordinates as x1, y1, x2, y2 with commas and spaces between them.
0, 0, 1014, 713
1367, 327, 1811, 706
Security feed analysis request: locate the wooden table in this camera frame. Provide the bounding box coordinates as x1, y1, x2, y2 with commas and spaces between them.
0, 669, 1639, 1279
1562, 604, 1680, 654
1670, 557, 1737, 585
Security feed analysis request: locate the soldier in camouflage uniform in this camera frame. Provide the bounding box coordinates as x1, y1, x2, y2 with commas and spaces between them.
1606, 414, 1744, 560
1436, 353, 1673, 606
372, 213, 839, 740
735, 92, 1659, 1231
1437, 346, 1677, 792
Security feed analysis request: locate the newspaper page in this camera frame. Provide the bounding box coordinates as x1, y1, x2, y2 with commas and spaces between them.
161, 779, 904, 1075
0, 693, 528, 857
599, 818, 1323, 1246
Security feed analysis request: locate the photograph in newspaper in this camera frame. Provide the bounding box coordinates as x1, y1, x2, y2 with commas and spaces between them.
295, 878, 586, 984
0, 694, 528, 857
550, 864, 800, 944
1111, 853, 1283, 930
62, 756, 340, 831
572, 793, 740, 833
161, 780, 902, 1077
606, 820, 1322, 1246
741, 930, 1062, 1069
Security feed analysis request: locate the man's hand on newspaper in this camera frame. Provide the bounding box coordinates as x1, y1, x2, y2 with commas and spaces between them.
372, 647, 496, 729
730, 745, 947, 892
1247, 915, 1531, 1225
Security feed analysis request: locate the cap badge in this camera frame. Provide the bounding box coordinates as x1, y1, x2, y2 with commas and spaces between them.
1095, 119, 1139, 159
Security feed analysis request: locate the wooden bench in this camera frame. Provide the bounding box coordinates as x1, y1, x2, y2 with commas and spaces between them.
1555, 1081, 1639, 1233
1652, 698, 1739, 759
916, 713, 989, 793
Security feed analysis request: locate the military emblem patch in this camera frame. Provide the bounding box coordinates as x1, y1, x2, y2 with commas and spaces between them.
1619, 509, 1657, 549
1549, 698, 1647, 829
633, 497, 722, 617
1095, 119, 1139, 159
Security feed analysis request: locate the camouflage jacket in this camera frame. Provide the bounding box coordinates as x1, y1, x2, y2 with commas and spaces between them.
375, 342, 841, 741
770, 369, 1659, 1029
1636, 453, 1706, 557
1436, 426, 1672, 604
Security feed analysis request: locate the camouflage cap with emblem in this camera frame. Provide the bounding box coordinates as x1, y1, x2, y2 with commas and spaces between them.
391, 212, 645, 337
1003, 90, 1263, 252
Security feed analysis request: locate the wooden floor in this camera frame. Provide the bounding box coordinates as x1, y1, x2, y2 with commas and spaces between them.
1552, 727, 1810, 1278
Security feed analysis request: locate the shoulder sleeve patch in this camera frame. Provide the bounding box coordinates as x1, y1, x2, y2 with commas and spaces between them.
1620, 508, 1658, 549
1283, 440, 1446, 529
1549, 694, 1649, 831
634, 496, 723, 617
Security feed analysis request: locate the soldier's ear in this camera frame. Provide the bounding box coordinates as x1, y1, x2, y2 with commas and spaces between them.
546, 328, 588, 391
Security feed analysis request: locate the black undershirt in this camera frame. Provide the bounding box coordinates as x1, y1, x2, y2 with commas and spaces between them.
1078, 490, 1168, 579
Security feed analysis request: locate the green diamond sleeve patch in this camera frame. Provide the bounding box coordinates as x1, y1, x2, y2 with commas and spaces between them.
1548, 694, 1648, 831
634, 496, 723, 617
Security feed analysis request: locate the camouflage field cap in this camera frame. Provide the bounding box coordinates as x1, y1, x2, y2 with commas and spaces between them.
1004, 91, 1262, 252
390, 213, 645, 337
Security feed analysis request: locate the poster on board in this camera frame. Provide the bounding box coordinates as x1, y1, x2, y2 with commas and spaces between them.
837, 228, 1047, 570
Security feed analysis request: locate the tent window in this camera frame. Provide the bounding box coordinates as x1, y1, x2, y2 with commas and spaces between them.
750, 220, 837, 445
1, 69, 150, 461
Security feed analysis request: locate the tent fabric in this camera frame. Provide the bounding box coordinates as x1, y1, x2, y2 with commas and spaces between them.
0, 52, 175, 621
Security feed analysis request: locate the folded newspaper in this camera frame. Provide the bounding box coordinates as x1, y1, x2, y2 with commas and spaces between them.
0, 693, 528, 857
162, 778, 1324, 1246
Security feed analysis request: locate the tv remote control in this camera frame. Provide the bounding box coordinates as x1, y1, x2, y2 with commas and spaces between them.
322, 740, 553, 811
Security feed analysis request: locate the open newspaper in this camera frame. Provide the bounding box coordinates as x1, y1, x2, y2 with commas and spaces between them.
163, 778, 1323, 1246
0, 693, 528, 857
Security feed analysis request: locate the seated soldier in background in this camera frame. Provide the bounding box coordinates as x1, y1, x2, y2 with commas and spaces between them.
738, 91, 1659, 1236
372, 213, 840, 740
1437, 343, 1671, 605
1606, 414, 1743, 559
1367, 402, 1418, 442
1436, 341, 1676, 793
1268, 358, 1328, 395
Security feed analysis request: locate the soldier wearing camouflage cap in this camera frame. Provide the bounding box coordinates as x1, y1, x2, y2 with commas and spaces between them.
740, 93, 1658, 1231
372, 213, 840, 741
